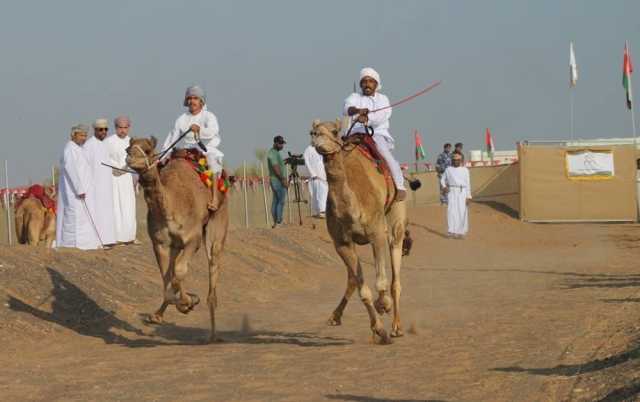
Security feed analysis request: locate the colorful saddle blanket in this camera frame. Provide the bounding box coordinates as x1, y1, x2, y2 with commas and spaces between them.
17, 184, 56, 214
170, 148, 230, 193
349, 134, 395, 207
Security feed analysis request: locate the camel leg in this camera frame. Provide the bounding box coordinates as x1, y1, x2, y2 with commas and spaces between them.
371, 232, 392, 316
328, 244, 359, 326
389, 240, 404, 337
204, 217, 228, 343
148, 242, 172, 324
334, 243, 391, 344
14, 208, 25, 244
171, 239, 201, 314
27, 214, 44, 246
387, 206, 407, 338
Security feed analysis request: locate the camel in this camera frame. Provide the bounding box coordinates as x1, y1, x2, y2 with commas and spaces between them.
15, 190, 56, 248
310, 119, 407, 344
125, 137, 229, 343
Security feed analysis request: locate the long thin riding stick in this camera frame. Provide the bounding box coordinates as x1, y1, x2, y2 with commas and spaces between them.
157, 128, 193, 160
370, 80, 442, 113
82, 198, 105, 249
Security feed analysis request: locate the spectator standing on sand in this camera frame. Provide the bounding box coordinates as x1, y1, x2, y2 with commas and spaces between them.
436, 143, 453, 205
440, 153, 471, 239
56, 124, 102, 250
83, 118, 116, 248
303, 144, 327, 218
104, 116, 138, 245
267, 135, 288, 228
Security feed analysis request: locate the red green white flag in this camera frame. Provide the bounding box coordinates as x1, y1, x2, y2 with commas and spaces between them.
485, 128, 495, 156
623, 42, 634, 110
414, 130, 426, 160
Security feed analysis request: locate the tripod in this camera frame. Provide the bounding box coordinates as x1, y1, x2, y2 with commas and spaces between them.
288, 165, 306, 225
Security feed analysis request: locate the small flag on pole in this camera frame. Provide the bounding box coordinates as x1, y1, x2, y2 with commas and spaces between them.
623, 41, 634, 110
415, 130, 426, 160
485, 128, 495, 157
569, 42, 578, 87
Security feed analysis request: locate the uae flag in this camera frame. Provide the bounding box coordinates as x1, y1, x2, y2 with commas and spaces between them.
623, 42, 634, 110
485, 128, 495, 157
415, 130, 426, 160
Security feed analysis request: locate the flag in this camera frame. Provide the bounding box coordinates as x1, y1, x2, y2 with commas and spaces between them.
623, 41, 634, 110
485, 128, 495, 157
569, 41, 578, 87
414, 130, 426, 160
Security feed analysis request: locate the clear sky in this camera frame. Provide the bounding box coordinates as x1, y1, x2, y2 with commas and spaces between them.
1, 0, 638, 184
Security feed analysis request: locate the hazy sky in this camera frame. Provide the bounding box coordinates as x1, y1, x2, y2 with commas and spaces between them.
1, 1, 639, 184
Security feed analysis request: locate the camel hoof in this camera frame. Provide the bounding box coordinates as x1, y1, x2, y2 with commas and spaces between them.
327, 315, 342, 326
377, 332, 393, 345
374, 296, 392, 315
176, 293, 200, 314
390, 328, 404, 338
145, 314, 164, 325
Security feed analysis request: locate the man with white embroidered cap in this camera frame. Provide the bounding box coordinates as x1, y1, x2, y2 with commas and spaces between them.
160, 85, 224, 210
105, 115, 138, 245
83, 118, 116, 248
56, 124, 102, 250
344, 67, 407, 201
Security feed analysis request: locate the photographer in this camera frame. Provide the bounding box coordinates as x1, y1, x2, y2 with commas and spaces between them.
267, 135, 288, 228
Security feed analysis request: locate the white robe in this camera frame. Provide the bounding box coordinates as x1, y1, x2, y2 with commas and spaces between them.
343, 92, 405, 190
105, 134, 137, 242
83, 136, 116, 245
440, 166, 471, 235
303, 145, 328, 215
55, 141, 101, 250
161, 105, 223, 173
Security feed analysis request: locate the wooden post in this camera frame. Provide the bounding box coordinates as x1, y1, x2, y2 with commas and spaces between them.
260, 162, 270, 227
242, 162, 249, 228
5, 160, 12, 246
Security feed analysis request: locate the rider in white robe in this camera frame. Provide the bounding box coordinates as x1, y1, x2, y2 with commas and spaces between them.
440, 154, 471, 237
83, 119, 116, 246
303, 144, 328, 217
56, 125, 101, 250
344, 67, 407, 201
104, 116, 137, 243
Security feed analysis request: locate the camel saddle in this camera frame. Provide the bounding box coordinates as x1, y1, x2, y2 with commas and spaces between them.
345, 134, 395, 207
17, 184, 56, 214
169, 148, 230, 193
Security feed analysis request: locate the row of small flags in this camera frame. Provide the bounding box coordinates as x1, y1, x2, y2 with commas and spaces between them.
570, 41, 634, 110
413, 128, 495, 162
414, 42, 635, 162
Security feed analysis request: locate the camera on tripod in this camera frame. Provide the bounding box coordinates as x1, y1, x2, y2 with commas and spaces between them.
284, 152, 305, 169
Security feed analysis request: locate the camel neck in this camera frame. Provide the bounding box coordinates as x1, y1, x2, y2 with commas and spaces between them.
324, 152, 356, 211
138, 168, 168, 221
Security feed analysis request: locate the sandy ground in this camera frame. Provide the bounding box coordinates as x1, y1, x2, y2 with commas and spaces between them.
1, 202, 640, 402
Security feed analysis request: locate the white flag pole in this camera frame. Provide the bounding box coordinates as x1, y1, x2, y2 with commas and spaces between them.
242, 162, 249, 228
5, 160, 12, 246
629, 41, 637, 150
569, 41, 578, 141
570, 90, 575, 141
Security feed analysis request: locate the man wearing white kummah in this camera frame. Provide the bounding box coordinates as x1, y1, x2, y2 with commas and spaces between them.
303, 144, 328, 218
440, 153, 472, 238
161, 85, 223, 210
83, 118, 116, 247
56, 125, 102, 250
344, 67, 407, 201
105, 116, 138, 244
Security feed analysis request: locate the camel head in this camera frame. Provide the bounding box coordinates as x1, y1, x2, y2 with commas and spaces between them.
310, 118, 343, 156
126, 137, 158, 172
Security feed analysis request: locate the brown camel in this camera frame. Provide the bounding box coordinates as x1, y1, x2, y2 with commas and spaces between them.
126, 137, 229, 343
15, 196, 56, 248
310, 119, 407, 344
